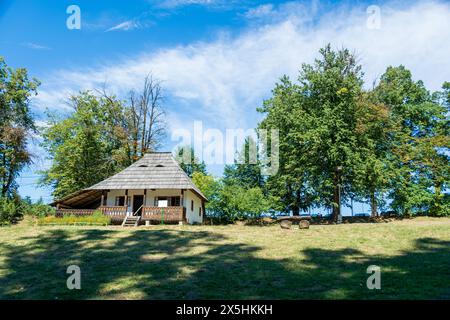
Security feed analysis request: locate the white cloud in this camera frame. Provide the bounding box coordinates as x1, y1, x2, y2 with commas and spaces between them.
22, 42, 51, 50
243, 4, 275, 19
35, 1, 450, 133
158, 0, 216, 8
106, 20, 140, 32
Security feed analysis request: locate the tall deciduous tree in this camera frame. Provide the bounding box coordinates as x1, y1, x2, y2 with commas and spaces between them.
42, 77, 167, 200
128, 75, 166, 161
259, 45, 365, 220
352, 90, 395, 217
174, 145, 207, 177
0, 57, 39, 197
258, 76, 316, 216
373, 66, 448, 215
223, 136, 265, 189
41, 92, 130, 199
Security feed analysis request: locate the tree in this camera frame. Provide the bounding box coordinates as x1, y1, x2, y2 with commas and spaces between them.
214, 184, 275, 222
41, 76, 167, 200
351, 90, 396, 217
174, 145, 207, 177
258, 45, 365, 220
257, 76, 315, 216
373, 66, 448, 215
41, 92, 131, 199
127, 75, 166, 161
0, 57, 40, 197
223, 136, 265, 189
418, 82, 450, 216
191, 171, 221, 214
191, 172, 217, 200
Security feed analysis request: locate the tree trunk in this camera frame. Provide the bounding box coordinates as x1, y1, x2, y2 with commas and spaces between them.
331, 174, 340, 222
370, 191, 378, 217
431, 182, 442, 216
292, 206, 300, 216
350, 197, 354, 216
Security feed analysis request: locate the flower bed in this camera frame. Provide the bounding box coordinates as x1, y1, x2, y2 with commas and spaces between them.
38, 211, 111, 226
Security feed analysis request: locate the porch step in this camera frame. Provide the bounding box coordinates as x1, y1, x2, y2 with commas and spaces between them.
122, 216, 141, 227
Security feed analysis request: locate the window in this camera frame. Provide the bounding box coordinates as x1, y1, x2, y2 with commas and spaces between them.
170, 196, 181, 206
154, 196, 181, 206
154, 197, 167, 206
191, 200, 194, 211
115, 196, 125, 206
199, 207, 202, 217
155, 164, 164, 167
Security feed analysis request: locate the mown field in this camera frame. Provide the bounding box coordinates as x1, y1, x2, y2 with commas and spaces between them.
0, 217, 449, 299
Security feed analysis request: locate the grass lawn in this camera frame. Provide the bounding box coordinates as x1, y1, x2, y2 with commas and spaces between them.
0, 217, 449, 300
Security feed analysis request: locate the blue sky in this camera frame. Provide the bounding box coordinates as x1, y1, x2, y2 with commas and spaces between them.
1, 0, 449, 214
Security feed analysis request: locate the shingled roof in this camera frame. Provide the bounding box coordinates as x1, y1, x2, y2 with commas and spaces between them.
51, 152, 207, 207
88, 152, 206, 198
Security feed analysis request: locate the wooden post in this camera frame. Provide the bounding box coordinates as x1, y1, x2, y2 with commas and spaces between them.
101, 192, 105, 207
181, 189, 185, 223
180, 189, 184, 207
124, 190, 128, 216
143, 189, 147, 206
202, 200, 206, 221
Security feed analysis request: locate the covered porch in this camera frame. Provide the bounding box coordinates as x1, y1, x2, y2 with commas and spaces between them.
54, 188, 188, 224
55, 206, 185, 223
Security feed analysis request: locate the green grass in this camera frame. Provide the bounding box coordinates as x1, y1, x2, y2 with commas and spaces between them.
0, 217, 449, 299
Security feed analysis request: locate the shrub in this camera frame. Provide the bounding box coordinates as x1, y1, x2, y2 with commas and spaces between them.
0, 197, 22, 226
23, 201, 55, 217
210, 184, 279, 223
38, 212, 111, 226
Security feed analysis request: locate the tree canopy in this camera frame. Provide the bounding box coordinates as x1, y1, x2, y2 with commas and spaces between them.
0, 57, 40, 197
257, 45, 449, 218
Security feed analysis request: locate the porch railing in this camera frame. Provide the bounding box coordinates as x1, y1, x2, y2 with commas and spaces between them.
142, 206, 184, 222
56, 207, 127, 218
100, 206, 127, 218
55, 206, 183, 222
55, 208, 96, 217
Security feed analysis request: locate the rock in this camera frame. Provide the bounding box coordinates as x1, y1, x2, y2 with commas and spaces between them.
280, 220, 292, 229
299, 220, 310, 229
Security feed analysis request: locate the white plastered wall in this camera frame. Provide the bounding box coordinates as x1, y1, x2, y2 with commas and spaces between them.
106, 189, 204, 222
184, 190, 203, 224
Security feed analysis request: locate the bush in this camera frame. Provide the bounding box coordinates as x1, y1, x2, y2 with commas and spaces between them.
209, 184, 279, 223
0, 197, 22, 226
38, 211, 111, 226
22, 200, 55, 217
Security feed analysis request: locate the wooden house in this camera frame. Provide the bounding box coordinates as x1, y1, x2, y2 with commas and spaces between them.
51, 152, 207, 225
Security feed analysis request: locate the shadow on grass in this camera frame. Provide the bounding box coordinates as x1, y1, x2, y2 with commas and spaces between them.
0, 228, 448, 299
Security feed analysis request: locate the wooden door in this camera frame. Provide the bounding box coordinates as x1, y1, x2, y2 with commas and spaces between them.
133, 195, 144, 216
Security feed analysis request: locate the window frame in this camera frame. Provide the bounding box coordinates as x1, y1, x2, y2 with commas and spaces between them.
115, 196, 125, 206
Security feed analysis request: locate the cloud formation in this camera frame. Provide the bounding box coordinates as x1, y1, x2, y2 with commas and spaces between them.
34, 1, 450, 133
158, 0, 216, 8
106, 20, 141, 32
22, 42, 51, 50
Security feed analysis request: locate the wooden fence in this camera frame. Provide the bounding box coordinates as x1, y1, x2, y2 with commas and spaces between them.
100, 206, 127, 218
56, 207, 127, 219
142, 206, 184, 222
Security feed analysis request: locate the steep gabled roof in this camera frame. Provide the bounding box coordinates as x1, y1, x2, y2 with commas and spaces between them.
87, 152, 206, 200
51, 152, 207, 207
